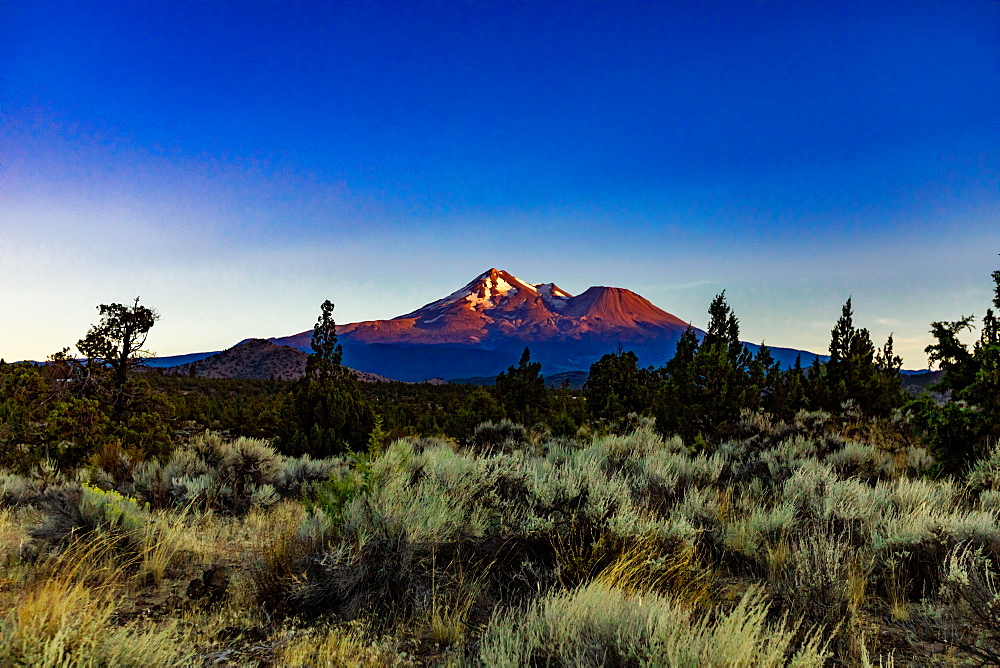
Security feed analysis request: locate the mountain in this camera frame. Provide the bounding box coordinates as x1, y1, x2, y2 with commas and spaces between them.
267, 268, 822, 382
164, 339, 395, 382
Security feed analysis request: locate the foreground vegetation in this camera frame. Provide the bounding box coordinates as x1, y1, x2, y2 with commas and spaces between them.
0, 416, 999, 665
0, 266, 998, 664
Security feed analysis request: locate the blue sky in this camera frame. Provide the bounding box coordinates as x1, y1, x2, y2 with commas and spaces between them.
2, 1, 998, 366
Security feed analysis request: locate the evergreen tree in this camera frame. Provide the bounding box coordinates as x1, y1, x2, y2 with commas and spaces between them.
766, 354, 807, 421
276, 300, 375, 457
493, 347, 548, 425
751, 342, 792, 418
914, 262, 1000, 474
654, 293, 755, 445
76, 297, 159, 419
653, 326, 700, 442
306, 299, 343, 381
452, 387, 505, 441
925, 315, 977, 393
810, 298, 903, 416
584, 348, 653, 424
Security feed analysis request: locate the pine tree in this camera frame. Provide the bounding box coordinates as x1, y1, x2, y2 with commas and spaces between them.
654, 293, 755, 445
811, 298, 902, 416
494, 347, 548, 425
276, 300, 375, 457
584, 348, 653, 424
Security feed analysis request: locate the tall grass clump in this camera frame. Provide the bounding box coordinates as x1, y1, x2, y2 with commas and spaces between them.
477, 583, 829, 666
0, 536, 189, 666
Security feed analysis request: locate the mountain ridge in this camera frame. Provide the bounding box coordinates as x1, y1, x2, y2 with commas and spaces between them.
265, 268, 825, 381
143, 269, 839, 382
163, 339, 397, 382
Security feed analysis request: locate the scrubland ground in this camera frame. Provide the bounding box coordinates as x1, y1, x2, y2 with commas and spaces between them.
1, 414, 999, 666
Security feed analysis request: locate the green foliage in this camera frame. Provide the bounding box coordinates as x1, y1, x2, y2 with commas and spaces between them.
0, 359, 170, 471
76, 297, 159, 418
809, 298, 904, 417
276, 377, 376, 457
654, 293, 763, 445
143, 372, 284, 438
0, 362, 56, 470
493, 347, 548, 425
275, 300, 376, 457
449, 387, 505, 441
912, 265, 1000, 475
303, 472, 366, 531
584, 349, 653, 425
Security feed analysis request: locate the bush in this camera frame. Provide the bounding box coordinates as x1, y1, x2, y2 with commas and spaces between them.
126, 432, 339, 515
477, 583, 829, 666
31, 483, 149, 555
469, 420, 529, 454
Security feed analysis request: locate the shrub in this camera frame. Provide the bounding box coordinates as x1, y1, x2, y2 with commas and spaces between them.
477, 583, 829, 666
31, 483, 149, 554
0, 472, 52, 509
967, 440, 1000, 495
127, 431, 339, 515
767, 525, 870, 642
469, 420, 529, 454
908, 542, 1000, 665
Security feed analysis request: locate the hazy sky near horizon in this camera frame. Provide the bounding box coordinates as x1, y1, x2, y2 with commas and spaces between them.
2, 1, 998, 367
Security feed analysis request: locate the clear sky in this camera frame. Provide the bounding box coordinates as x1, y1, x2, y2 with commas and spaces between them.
2, 1, 998, 367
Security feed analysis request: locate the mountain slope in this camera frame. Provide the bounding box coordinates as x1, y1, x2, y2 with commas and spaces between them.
151, 268, 826, 382
165, 339, 395, 382
270, 268, 703, 381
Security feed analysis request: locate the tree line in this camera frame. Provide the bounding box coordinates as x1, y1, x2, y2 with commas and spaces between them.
2, 263, 998, 475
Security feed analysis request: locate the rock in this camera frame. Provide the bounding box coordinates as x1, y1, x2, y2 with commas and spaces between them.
186, 577, 206, 600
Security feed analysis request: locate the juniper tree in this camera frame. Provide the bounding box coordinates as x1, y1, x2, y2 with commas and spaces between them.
584, 348, 653, 425
494, 347, 548, 426
654, 293, 756, 445
276, 300, 375, 457
914, 262, 1000, 473
76, 297, 158, 418
810, 298, 903, 416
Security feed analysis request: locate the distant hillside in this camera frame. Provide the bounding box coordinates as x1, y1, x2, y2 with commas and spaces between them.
165, 339, 396, 382
901, 370, 946, 397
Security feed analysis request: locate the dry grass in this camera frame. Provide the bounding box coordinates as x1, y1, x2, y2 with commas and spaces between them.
137, 508, 190, 585
0, 535, 189, 666
0, 423, 988, 665
595, 534, 713, 609
275, 622, 401, 667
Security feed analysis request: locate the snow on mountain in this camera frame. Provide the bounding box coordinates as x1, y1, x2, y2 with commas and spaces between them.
205, 268, 825, 382
273, 268, 695, 356
400, 268, 561, 320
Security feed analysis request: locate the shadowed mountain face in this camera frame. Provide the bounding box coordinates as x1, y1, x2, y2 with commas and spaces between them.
165, 339, 395, 382
151, 269, 825, 383
271, 268, 700, 381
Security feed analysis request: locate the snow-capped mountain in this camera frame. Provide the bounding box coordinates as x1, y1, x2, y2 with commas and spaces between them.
400, 269, 573, 319
151, 268, 823, 382
269, 268, 698, 380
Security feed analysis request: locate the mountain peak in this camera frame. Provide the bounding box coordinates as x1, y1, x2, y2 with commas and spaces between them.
561, 286, 686, 327
400, 268, 561, 319
269, 269, 702, 379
